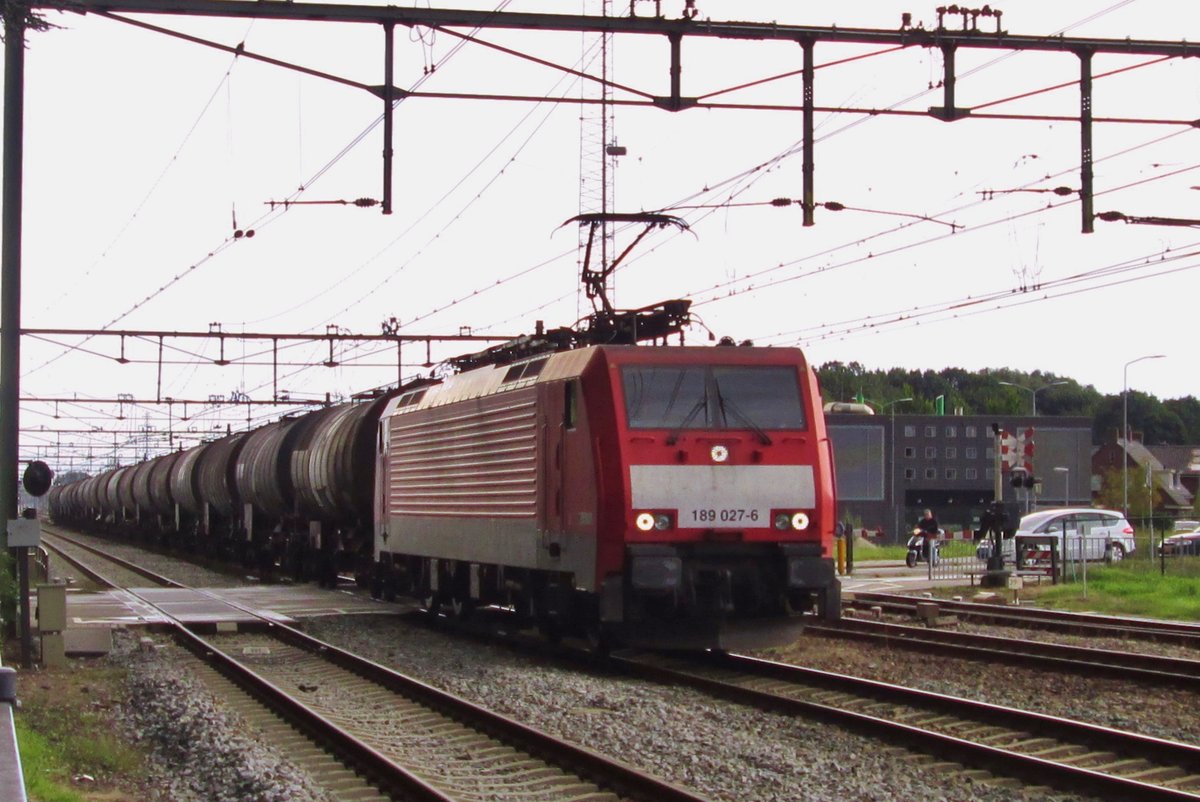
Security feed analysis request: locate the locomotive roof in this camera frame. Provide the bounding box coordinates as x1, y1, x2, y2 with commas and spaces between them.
382, 343, 808, 417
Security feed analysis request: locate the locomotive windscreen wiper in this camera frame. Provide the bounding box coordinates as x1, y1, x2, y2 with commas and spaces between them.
717, 392, 773, 446
665, 396, 708, 445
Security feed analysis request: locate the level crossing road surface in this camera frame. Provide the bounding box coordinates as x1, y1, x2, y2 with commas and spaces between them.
37, 585, 397, 655
840, 560, 964, 594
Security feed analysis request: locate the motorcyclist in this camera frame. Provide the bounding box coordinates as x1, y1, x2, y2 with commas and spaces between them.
916, 508, 940, 562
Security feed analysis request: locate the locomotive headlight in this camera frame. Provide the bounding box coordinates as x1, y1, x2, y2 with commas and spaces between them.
636, 512, 673, 531
791, 512, 810, 531
774, 512, 791, 531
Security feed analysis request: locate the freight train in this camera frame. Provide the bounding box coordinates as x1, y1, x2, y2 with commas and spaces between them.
47, 301, 841, 648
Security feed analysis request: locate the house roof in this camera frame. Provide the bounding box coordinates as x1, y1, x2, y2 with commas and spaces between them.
1145, 444, 1200, 474
1118, 439, 1195, 506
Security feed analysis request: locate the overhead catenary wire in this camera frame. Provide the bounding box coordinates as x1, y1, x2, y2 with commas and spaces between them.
25, 1, 1180, 463
433, 1, 1160, 336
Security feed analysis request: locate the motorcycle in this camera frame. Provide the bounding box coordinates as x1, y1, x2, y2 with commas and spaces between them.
905, 528, 942, 567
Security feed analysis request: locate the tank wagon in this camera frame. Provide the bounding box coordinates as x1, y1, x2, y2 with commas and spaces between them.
48, 390, 398, 585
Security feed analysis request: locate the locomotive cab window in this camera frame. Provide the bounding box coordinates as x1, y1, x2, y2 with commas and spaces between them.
622, 365, 806, 430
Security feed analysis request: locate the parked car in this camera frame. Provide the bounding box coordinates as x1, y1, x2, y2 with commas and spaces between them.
1159, 522, 1200, 557
976, 508, 1136, 563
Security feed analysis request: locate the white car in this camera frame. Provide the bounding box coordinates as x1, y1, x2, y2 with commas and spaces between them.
977, 508, 1136, 563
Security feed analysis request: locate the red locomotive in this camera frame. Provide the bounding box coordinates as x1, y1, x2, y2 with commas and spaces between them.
370, 339, 840, 647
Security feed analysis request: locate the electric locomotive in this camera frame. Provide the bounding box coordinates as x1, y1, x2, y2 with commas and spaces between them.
369, 329, 838, 648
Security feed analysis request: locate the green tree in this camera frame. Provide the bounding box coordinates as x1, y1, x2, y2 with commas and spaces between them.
1095, 466, 1153, 520
1165, 397, 1200, 443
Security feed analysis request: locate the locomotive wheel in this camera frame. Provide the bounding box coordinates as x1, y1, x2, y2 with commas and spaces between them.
537, 617, 562, 643
450, 596, 476, 620
421, 592, 442, 616
584, 622, 613, 656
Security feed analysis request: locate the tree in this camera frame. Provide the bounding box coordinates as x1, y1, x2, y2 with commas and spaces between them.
1165, 397, 1200, 443
811, 363, 1189, 447
1095, 466, 1152, 520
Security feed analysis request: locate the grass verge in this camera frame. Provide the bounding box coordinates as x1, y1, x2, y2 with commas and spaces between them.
1021, 558, 1200, 620
847, 539, 909, 561
7, 655, 148, 802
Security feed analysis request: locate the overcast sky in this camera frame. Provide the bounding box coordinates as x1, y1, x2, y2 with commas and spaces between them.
6, 0, 1199, 468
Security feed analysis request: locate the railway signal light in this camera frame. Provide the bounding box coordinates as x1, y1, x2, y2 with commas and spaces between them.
22, 460, 52, 497
1009, 468, 1036, 489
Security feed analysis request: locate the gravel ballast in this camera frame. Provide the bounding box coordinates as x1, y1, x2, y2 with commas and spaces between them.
302, 614, 1098, 802
112, 632, 338, 802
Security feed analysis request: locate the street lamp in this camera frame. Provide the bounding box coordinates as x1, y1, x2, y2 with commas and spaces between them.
998, 380, 1068, 416
880, 397, 914, 542
1054, 466, 1070, 508
1122, 354, 1166, 518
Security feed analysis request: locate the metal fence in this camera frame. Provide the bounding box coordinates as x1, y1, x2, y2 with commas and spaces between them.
921, 533, 1134, 584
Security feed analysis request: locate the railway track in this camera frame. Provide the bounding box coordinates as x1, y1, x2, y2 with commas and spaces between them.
38, 529, 714, 802
804, 617, 1200, 687
41, 529, 183, 589
849, 591, 1200, 647
613, 649, 1200, 800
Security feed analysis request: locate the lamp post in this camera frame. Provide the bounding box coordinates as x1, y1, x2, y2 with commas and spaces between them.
998, 380, 1068, 416
880, 396, 914, 542
1122, 355, 1165, 518
1054, 466, 1070, 507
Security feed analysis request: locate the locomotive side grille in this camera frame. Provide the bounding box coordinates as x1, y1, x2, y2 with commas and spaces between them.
388, 393, 538, 518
